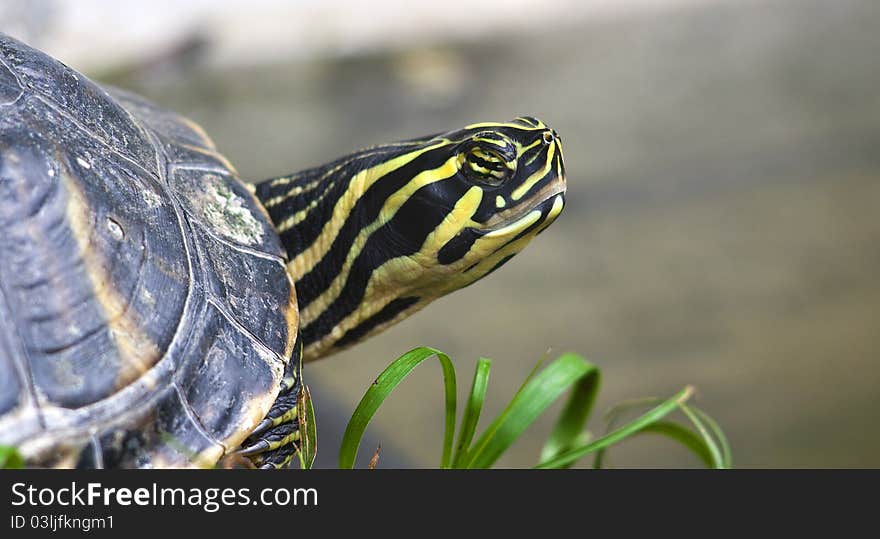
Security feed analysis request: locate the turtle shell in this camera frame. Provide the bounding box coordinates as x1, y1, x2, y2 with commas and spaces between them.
0, 34, 298, 468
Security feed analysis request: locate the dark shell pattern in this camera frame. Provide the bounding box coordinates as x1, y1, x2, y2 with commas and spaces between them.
0, 34, 297, 468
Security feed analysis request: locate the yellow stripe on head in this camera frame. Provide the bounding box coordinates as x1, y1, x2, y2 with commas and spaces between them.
512, 141, 555, 201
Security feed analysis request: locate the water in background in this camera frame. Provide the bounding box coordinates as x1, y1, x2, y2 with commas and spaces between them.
91, 0, 880, 467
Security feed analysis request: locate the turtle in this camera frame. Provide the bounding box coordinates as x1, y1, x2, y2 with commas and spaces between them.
0, 33, 567, 468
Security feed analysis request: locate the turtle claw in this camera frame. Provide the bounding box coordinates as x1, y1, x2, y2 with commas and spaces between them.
241, 422, 301, 468
236, 439, 270, 456
249, 417, 274, 438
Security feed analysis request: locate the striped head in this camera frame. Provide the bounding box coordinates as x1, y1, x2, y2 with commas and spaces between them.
256, 116, 566, 361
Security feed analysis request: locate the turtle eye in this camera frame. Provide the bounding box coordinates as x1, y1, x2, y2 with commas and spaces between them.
462, 146, 514, 187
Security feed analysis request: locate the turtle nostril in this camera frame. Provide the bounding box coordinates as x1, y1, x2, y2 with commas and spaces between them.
542, 131, 554, 144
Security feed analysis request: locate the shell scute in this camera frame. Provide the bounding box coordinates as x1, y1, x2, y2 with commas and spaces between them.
94, 385, 225, 469
177, 304, 285, 453
0, 36, 156, 170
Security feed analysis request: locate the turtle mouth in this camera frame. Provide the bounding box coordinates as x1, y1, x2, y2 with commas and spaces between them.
480, 180, 567, 237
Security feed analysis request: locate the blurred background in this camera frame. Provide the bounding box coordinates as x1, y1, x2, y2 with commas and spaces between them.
4, 0, 878, 468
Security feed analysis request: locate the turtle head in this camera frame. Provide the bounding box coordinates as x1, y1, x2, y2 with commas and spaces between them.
256, 116, 566, 360
418, 116, 567, 283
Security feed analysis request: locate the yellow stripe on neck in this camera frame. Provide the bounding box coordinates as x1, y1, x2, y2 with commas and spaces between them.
287, 139, 453, 278
297, 154, 463, 325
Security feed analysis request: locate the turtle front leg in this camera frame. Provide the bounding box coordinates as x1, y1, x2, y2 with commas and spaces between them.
237, 338, 305, 469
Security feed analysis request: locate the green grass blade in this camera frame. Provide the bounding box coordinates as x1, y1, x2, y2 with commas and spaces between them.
461, 353, 598, 469
451, 358, 492, 468
297, 384, 318, 470
594, 396, 666, 469
539, 366, 600, 467
507, 348, 553, 403
536, 386, 694, 469
603, 397, 667, 424
690, 405, 733, 468
0, 445, 23, 469
338, 347, 457, 469
594, 398, 730, 469
679, 403, 727, 469
633, 421, 715, 468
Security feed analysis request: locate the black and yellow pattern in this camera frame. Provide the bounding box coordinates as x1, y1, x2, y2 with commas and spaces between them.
0, 30, 568, 470
256, 116, 567, 361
